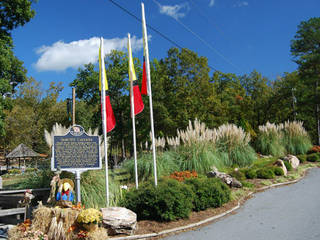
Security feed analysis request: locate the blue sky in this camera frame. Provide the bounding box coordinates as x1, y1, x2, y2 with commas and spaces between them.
11, 0, 320, 100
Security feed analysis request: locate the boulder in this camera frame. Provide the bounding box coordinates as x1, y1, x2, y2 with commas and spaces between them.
283, 155, 300, 169
101, 207, 137, 236
207, 167, 242, 188
274, 159, 287, 176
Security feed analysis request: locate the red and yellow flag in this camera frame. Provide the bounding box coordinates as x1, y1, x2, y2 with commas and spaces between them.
99, 41, 116, 132
128, 36, 144, 115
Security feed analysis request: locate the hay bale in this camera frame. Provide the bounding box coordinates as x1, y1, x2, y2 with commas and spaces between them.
31, 205, 80, 240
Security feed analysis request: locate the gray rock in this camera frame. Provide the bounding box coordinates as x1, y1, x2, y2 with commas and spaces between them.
274, 159, 287, 176
283, 155, 300, 169
101, 207, 137, 236
207, 167, 242, 188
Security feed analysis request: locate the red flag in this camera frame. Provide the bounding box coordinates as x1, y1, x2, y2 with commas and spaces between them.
141, 57, 148, 95
99, 42, 116, 132
132, 81, 144, 115
128, 35, 144, 116
100, 95, 116, 132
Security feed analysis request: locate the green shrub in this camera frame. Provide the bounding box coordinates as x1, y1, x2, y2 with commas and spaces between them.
185, 178, 231, 211
307, 153, 320, 162
230, 170, 246, 181
256, 168, 275, 179
241, 181, 255, 188
283, 161, 292, 171
272, 167, 284, 176
296, 155, 307, 163
26, 168, 37, 173
8, 169, 22, 174
245, 169, 257, 179
121, 179, 194, 221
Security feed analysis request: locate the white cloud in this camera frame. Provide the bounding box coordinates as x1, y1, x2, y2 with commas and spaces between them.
158, 2, 190, 20
233, 1, 249, 7
34, 36, 144, 71
209, 0, 215, 7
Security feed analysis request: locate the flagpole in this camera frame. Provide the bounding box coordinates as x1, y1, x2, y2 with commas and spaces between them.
100, 37, 110, 206
128, 33, 139, 189
141, 2, 157, 186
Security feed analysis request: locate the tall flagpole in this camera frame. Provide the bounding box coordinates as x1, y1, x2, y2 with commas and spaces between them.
142, 2, 157, 186
100, 37, 109, 206
128, 33, 139, 189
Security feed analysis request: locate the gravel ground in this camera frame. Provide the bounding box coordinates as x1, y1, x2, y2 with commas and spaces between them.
164, 168, 320, 240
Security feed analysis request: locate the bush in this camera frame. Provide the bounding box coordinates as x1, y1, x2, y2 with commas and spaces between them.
245, 169, 257, 179
283, 161, 292, 171
307, 153, 320, 162
307, 146, 320, 154
121, 179, 194, 221
8, 169, 22, 174
185, 178, 231, 211
26, 168, 37, 173
296, 155, 307, 163
230, 170, 246, 181
256, 168, 275, 179
272, 167, 284, 176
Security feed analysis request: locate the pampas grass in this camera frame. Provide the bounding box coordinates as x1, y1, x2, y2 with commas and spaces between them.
255, 122, 285, 157
81, 169, 123, 208
123, 151, 178, 181
283, 121, 312, 154
216, 124, 257, 167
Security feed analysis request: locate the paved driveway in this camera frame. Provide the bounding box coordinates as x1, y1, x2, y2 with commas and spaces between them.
164, 168, 320, 240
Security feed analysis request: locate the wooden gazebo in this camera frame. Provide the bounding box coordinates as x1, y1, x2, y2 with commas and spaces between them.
6, 144, 40, 169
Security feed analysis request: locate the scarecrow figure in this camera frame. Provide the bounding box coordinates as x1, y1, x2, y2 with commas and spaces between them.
56, 178, 74, 208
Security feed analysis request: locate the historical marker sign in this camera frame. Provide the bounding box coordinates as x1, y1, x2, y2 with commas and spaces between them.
51, 125, 101, 171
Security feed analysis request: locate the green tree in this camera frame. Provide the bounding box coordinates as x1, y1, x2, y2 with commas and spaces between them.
0, 0, 36, 136
291, 17, 320, 144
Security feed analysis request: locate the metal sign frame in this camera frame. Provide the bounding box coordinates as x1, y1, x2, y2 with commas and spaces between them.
51, 125, 102, 172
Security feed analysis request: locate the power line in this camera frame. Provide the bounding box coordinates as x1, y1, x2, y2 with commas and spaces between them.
152, 0, 242, 72
107, 0, 219, 72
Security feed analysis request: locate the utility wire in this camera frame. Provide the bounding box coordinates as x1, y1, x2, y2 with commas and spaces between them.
108, 0, 219, 72
152, 0, 242, 72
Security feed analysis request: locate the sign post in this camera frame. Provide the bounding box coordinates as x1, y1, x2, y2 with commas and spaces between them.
51, 125, 101, 203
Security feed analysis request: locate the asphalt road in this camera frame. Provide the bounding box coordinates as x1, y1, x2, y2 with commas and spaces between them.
164, 168, 320, 240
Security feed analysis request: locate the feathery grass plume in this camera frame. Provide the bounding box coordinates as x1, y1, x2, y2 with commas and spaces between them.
177, 119, 218, 146
44, 123, 68, 148
282, 120, 312, 154
123, 151, 178, 181
255, 122, 285, 157
216, 123, 256, 167
166, 135, 180, 149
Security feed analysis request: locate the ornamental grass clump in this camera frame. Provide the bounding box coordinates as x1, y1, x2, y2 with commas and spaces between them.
81, 169, 123, 208
123, 151, 178, 181
255, 122, 285, 157
216, 124, 257, 167
282, 121, 312, 155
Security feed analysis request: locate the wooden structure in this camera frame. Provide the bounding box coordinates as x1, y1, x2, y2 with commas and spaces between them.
5, 144, 40, 169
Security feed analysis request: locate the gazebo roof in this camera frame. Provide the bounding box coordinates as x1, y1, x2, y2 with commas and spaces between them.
6, 143, 40, 158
